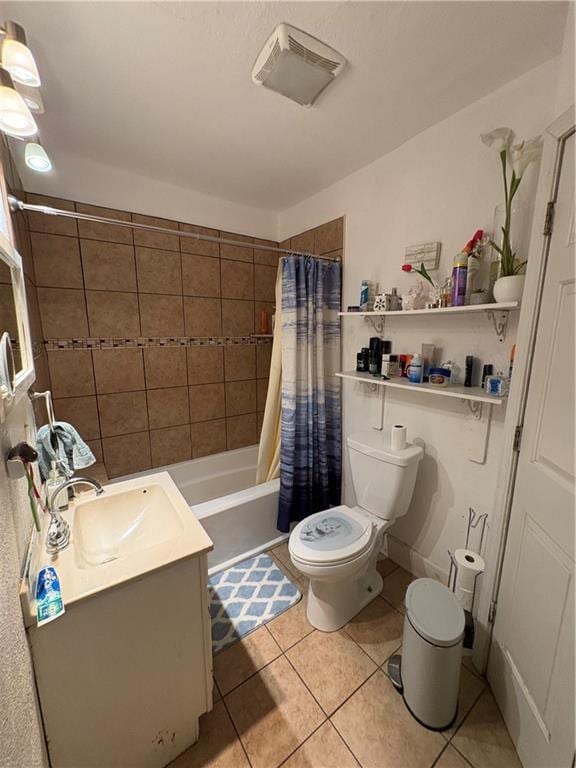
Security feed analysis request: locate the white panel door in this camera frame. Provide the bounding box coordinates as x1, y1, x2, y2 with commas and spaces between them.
489, 128, 575, 768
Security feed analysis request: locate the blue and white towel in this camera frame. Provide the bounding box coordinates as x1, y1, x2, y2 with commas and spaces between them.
36, 421, 96, 480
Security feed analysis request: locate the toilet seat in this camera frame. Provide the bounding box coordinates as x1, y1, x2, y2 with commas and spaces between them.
289, 505, 376, 566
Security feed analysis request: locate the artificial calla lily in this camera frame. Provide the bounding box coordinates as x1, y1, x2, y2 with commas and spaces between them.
481, 127, 514, 152
511, 135, 543, 177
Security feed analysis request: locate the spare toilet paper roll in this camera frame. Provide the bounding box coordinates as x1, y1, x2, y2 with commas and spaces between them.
453, 548, 485, 611
391, 424, 407, 451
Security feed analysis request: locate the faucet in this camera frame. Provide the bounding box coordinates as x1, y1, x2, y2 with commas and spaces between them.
46, 477, 104, 554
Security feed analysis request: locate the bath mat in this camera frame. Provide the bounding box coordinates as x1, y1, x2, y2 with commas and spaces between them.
209, 553, 302, 654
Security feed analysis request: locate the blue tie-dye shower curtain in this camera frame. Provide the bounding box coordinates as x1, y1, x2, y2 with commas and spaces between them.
277, 255, 342, 533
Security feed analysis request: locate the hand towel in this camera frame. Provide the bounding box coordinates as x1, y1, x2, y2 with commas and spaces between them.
36, 421, 96, 480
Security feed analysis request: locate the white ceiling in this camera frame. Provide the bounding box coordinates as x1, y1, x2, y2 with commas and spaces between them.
1, 1, 568, 211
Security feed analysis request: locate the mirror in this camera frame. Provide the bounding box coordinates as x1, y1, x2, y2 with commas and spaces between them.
0, 230, 34, 419
0, 262, 22, 372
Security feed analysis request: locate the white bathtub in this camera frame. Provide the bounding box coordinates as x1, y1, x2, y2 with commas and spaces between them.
114, 445, 285, 572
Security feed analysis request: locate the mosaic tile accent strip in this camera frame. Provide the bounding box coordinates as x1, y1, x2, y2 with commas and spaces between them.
209, 553, 302, 654
44, 336, 273, 350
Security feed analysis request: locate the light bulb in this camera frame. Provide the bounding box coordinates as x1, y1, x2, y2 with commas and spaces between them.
1, 23, 40, 87
0, 69, 37, 137
25, 142, 51, 172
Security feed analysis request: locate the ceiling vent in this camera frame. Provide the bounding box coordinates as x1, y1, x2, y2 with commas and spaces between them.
251, 23, 346, 107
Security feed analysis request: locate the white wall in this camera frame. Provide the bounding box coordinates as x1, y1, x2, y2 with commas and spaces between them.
17, 151, 278, 241
0, 397, 48, 767
555, 1, 575, 115
278, 59, 561, 587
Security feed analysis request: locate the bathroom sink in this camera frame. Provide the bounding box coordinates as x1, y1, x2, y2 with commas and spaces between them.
21, 471, 213, 620
74, 484, 185, 568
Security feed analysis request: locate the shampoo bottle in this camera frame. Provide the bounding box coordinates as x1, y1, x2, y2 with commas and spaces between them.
451, 252, 468, 306
465, 251, 480, 304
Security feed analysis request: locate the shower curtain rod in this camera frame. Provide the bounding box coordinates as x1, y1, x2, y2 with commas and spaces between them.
8, 196, 340, 262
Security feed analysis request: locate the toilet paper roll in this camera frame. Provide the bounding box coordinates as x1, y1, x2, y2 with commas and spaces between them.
455, 586, 475, 612
453, 549, 485, 610
391, 424, 407, 451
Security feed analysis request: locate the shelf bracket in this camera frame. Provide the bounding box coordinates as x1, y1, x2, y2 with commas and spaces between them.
364, 315, 385, 335
463, 399, 483, 420
462, 402, 492, 464
486, 310, 509, 343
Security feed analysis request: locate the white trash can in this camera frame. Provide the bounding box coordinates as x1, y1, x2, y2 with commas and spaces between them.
400, 578, 465, 730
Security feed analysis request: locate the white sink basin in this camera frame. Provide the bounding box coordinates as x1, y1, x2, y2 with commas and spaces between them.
74, 484, 185, 569
21, 471, 213, 620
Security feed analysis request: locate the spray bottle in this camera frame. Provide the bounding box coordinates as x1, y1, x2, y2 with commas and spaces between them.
452, 230, 483, 307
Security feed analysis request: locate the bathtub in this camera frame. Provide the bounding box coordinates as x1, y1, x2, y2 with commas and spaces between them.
114, 445, 285, 572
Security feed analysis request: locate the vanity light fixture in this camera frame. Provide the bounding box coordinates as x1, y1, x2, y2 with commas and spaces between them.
15, 82, 44, 113
25, 141, 51, 172
0, 67, 38, 137
1, 21, 40, 87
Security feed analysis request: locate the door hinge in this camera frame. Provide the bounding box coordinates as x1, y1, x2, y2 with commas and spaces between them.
488, 600, 497, 624
544, 201, 555, 236
513, 425, 523, 453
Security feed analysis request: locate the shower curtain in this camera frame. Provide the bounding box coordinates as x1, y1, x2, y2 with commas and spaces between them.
277, 255, 342, 533
256, 268, 283, 484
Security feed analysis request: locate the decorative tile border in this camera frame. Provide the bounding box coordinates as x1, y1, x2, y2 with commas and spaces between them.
44, 336, 273, 351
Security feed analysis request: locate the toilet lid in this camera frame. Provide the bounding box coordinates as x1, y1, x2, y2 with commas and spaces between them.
290, 506, 374, 565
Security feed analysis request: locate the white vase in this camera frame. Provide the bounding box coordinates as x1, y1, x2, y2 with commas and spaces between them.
493, 275, 525, 303
489, 199, 526, 300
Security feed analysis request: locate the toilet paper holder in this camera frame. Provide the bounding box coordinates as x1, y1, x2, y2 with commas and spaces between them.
447, 507, 487, 612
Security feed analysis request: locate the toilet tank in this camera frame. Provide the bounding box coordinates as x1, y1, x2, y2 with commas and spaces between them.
347, 431, 423, 521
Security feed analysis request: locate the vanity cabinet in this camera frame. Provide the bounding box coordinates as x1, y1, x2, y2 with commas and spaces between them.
25, 551, 213, 768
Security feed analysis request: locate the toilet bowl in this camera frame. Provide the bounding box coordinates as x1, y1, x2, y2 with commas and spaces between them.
289, 431, 423, 632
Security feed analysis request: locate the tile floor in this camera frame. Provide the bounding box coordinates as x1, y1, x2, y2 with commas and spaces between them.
170, 548, 522, 768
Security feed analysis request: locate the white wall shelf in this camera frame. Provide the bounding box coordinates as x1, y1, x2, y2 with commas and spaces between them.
338, 301, 519, 317
339, 301, 520, 341
336, 371, 504, 405
337, 371, 501, 464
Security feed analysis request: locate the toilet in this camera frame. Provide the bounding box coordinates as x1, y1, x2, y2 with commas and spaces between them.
288, 430, 423, 631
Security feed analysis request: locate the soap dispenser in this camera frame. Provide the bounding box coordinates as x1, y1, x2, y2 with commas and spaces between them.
45, 461, 64, 510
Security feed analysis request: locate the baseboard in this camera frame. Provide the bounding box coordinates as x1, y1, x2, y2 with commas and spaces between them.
383, 534, 449, 584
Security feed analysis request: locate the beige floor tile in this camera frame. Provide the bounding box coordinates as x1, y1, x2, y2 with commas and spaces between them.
213, 678, 221, 702
376, 557, 399, 579
282, 721, 359, 768
380, 567, 416, 613
452, 689, 522, 768
287, 629, 377, 715
331, 670, 445, 768
344, 596, 404, 666
267, 581, 314, 651
271, 541, 303, 579
226, 655, 325, 768
462, 655, 484, 680
168, 700, 250, 768
434, 744, 473, 768
268, 549, 300, 581
214, 625, 282, 695
444, 666, 486, 739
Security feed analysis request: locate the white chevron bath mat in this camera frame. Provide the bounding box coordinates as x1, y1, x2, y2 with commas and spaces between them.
208, 553, 302, 654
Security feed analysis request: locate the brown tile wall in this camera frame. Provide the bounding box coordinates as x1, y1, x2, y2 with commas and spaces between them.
279, 217, 344, 262
8, 179, 343, 482
27, 192, 278, 477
